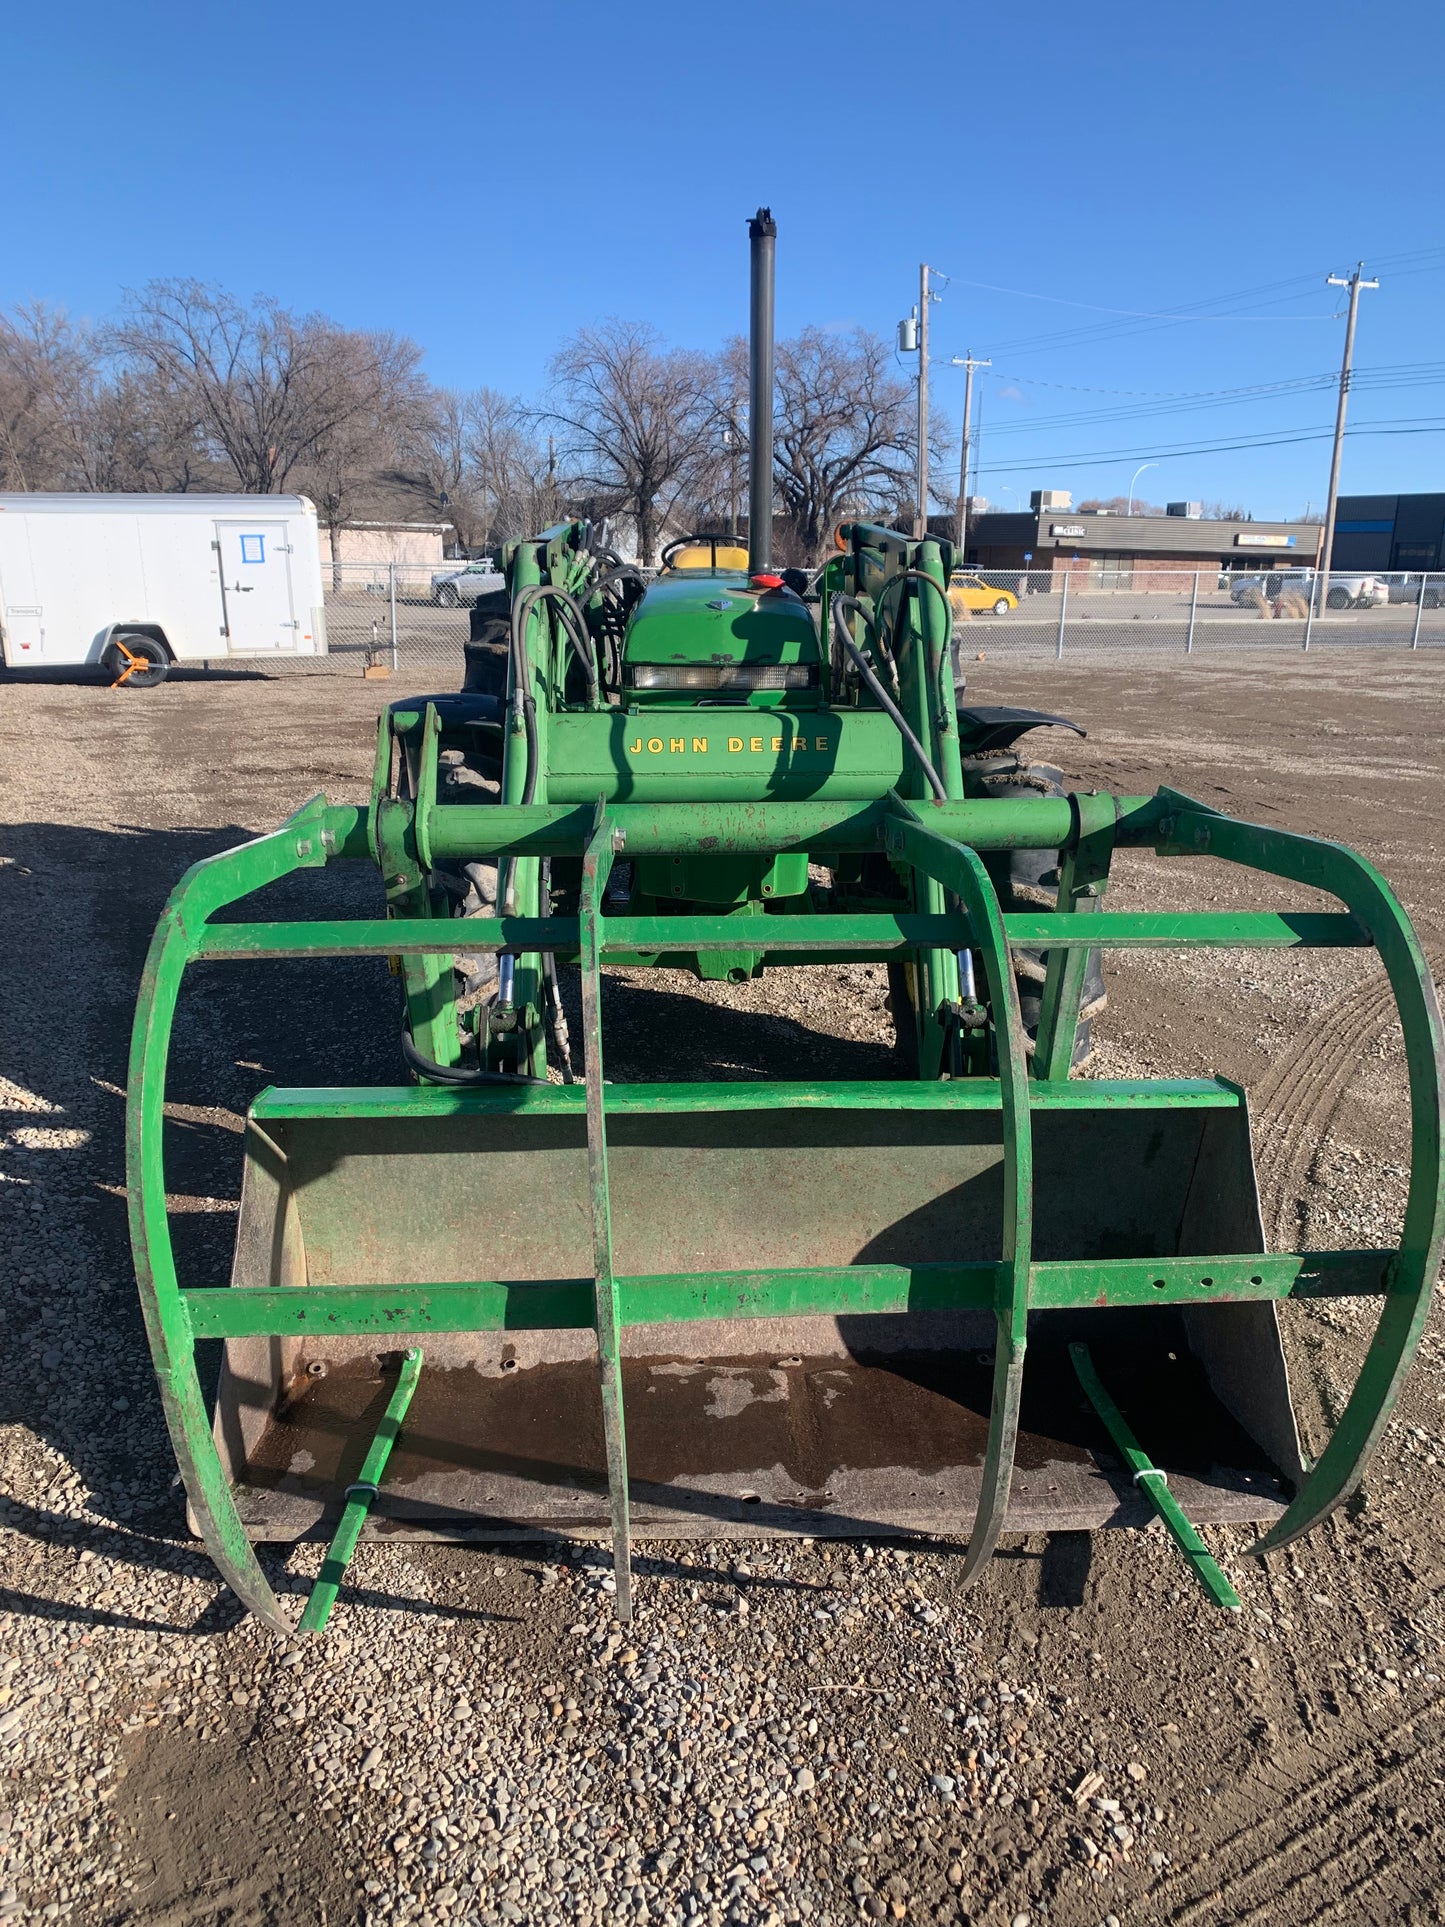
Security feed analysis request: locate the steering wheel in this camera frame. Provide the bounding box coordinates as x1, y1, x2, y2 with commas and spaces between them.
660, 533, 744, 570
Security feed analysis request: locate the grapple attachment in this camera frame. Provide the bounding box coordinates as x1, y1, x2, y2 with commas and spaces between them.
127, 788, 1444, 1632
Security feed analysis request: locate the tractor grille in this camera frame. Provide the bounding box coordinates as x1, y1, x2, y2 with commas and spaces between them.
625, 662, 819, 691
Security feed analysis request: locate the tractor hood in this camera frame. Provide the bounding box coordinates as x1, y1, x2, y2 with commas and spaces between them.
621, 572, 821, 705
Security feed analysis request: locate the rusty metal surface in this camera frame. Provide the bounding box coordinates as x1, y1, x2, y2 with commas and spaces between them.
210, 1095, 1297, 1543
225, 1318, 1288, 1541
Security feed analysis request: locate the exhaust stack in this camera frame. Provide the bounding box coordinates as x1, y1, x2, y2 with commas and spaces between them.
748, 207, 776, 572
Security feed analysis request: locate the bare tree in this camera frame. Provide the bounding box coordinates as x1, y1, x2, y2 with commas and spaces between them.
293, 327, 429, 579
468, 388, 558, 543
0, 303, 105, 490
766, 327, 917, 565
2, 300, 222, 494
411, 388, 482, 552
1077, 495, 1164, 516
544, 322, 715, 564
114, 280, 417, 497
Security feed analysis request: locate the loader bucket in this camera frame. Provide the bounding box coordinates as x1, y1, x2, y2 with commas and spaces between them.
211, 1081, 1304, 1545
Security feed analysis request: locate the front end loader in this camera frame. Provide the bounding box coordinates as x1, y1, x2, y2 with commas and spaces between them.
127, 212, 1444, 1632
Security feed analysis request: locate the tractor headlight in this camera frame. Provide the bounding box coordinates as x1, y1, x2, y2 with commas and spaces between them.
625, 662, 819, 691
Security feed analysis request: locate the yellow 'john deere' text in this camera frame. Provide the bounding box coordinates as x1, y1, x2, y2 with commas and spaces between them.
625, 735, 830, 754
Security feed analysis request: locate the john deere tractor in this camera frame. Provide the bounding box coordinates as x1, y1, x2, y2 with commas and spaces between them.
126, 210, 1443, 1632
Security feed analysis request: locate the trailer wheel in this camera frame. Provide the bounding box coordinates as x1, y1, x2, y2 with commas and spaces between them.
971, 760, 1106, 1069
105, 633, 169, 689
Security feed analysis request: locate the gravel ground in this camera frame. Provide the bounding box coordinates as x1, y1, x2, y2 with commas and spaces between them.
2, 652, 1444, 1927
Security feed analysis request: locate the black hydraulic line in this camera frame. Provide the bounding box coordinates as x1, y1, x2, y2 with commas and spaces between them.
588, 563, 646, 600
503, 589, 544, 916
830, 593, 948, 803
874, 567, 955, 701
514, 582, 600, 704
400, 1026, 547, 1087
584, 564, 645, 692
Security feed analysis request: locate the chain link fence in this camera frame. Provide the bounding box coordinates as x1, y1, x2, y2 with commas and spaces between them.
947, 567, 1445, 660
310, 559, 1445, 682
318, 558, 473, 675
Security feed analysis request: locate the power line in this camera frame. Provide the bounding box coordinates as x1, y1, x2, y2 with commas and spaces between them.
972, 414, 1445, 479
956, 359, 1445, 445
946, 275, 1338, 324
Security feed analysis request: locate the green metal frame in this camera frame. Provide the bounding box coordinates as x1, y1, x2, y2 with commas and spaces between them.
1070, 1342, 1241, 1610
126, 775, 1445, 1629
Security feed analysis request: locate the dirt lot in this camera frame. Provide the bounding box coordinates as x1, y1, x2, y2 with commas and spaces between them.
2, 651, 1444, 1927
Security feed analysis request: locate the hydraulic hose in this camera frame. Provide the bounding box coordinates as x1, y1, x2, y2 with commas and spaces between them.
502, 588, 545, 917
588, 562, 646, 600
513, 582, 600, 706
830, 593, 947, 803
400, 1025, 547, 1087
873, 567, 956, 716
585, 563, 645, 693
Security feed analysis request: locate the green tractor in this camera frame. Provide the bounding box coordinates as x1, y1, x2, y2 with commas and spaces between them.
128, 212, 1443, 1632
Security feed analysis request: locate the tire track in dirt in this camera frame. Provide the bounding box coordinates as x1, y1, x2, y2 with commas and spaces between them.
1164, 1701, 1437, 1927
1235, 1844, 1397, 1927
1250, 969, 1390, 1247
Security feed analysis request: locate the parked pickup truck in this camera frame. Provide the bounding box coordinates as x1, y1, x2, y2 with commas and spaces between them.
1230, 569, 1388, 610
431, 560, 506, 607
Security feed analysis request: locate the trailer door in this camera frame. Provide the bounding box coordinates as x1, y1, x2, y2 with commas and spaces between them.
214, 520, 297, 650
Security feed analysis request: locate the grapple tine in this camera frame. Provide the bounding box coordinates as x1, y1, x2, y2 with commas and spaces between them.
126, 810, 351, 1637
580, 809, 633, 1621
1152, 802, 1445, 1554
892, 808, 1034, 1584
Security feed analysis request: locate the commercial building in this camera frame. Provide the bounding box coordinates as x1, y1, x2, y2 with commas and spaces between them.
1331, 494, 1445, 573
952, 494, 1322, 587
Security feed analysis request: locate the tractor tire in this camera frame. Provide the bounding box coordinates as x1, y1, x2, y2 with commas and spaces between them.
462, 616, 510, 698
104, 633, 169, 689
972, 761, 1106, 1069
468, 589, 510, 631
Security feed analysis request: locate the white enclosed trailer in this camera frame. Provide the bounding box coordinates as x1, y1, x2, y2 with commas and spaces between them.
0, 493, 328, 686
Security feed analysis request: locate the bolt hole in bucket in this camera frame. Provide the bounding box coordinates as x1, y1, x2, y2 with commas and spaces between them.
210, 1087, 1303, 1543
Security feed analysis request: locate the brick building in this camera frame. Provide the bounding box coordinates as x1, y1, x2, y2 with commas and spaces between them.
950, 497, 1322, 588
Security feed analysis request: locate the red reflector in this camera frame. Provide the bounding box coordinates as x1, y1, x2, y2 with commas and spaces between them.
749, 572, 784, 589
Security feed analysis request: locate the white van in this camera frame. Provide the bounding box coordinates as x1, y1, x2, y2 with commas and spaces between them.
0, 492, 328, 687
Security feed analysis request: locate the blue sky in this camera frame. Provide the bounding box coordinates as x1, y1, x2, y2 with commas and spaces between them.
6, 0, 1444, 519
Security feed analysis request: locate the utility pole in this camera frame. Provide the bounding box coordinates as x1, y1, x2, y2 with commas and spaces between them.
950, 352, 991, 557
900, 266, 944, 538
917, 264, 931, 539
1316, 262, 1378, 612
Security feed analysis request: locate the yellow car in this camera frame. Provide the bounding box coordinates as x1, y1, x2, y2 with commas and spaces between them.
949, 573, 1018, 617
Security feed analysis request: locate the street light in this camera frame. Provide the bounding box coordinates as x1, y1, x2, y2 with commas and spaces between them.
1127, 462, 1157, 516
